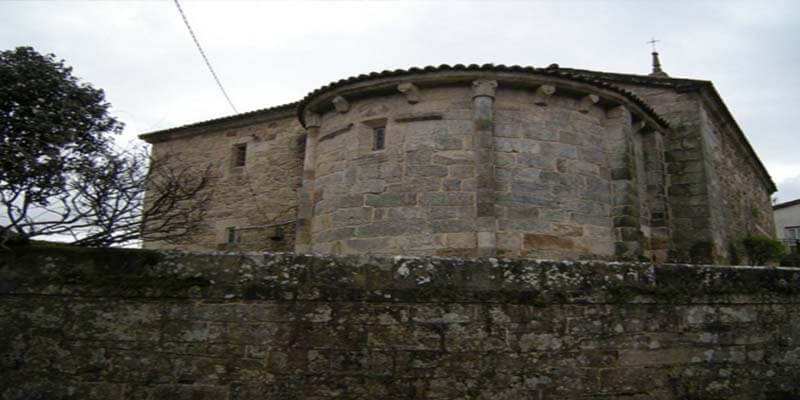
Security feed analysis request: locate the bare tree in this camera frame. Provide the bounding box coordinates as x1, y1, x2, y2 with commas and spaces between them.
1, 145, 212, 248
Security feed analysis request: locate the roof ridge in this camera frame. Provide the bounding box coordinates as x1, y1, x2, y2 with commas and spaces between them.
295, 63, 669, 128
774, 198, 800, 210
139, 101, 297, 140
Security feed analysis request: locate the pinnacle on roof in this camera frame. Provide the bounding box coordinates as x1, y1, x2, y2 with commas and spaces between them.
649, 51, 669, 78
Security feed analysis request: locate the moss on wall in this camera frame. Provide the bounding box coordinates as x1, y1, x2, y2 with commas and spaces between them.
1, 247, 799, 399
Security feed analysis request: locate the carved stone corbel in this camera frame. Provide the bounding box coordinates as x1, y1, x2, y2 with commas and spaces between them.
533, 84, 556, 106
397, 82, 420, 104
578, 94, 600, 114
472, 79, 498, 99
332, 96, 349, 113
304, 110, 321, 128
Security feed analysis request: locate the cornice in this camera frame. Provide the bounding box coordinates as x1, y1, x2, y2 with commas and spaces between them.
295, 63, 670, 130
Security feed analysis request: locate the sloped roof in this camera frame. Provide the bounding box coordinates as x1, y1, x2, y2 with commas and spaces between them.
557, 66, 776, 193
139, 102, 296, 142
295, 63, 670, 128
141, 63, 677, 142
774, 199, 800, 210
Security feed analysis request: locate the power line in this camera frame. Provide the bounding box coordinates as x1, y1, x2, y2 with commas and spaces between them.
173, 0, 238, 114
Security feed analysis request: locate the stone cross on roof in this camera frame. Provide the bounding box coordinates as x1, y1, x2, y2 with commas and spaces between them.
648, 37, 669, 78
647, 37, 660, 52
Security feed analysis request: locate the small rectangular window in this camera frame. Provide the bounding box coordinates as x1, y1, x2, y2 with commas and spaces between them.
226, 227, 237, 245
373, 127, 385, 150
233, 143, 247, 167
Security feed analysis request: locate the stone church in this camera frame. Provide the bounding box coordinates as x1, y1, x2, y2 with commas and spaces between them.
140, 54, 776, 264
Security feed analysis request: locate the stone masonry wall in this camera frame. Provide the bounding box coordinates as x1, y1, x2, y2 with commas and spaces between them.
304, 79, 667, 261
2, 246, 800, 399
618, 83, 775, 264
699, 105, 776, 260
493, 88, 613, 259
308, 86, 477, 256
616, 85, 721, 263
146, 112, 304, 252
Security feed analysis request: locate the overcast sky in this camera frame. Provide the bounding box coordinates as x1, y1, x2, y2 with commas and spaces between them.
2, 0, 799, 201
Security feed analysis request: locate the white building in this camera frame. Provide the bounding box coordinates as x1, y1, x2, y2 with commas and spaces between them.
774, 199, 800, 254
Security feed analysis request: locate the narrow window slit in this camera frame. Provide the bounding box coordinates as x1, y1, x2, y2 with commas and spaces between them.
233, 143, 247, 167
373, 127, 385, 150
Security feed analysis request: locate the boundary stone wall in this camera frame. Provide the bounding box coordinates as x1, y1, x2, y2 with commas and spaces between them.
2, 247, 799, 399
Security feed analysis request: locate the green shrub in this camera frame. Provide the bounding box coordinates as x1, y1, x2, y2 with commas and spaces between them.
780, 252, 800, 267
741, 235, 786, 266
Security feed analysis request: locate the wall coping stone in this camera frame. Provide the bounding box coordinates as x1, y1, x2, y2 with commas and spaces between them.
2, 246, 798, 304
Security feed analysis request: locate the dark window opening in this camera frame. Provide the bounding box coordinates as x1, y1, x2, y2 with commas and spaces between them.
233, 143, 247, 167
373, 127, 385, 150
226, 227, 237, 245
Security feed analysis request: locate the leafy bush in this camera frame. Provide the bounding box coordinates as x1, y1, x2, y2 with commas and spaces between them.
780, 252, 800, 267
741, 235, 786, 266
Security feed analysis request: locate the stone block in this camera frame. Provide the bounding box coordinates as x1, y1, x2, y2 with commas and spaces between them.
540, 142, 578, 160
386, 207, 428, 220
522, 125, 558, 141
461, 178, 477, 191
665, 149, 702, 162
509, 180, 548, 195
432, 153, 472, 165
355, 219, 427, 237
394, 232, 445, 250
386, 177, 442, 192
443, 179, 461, 191
406, 147, 433, 165
499, 218, 550, 232
430, 206, 472, 220
315, 194, 364, 213
495, 153, 516, 169
420, 192, 473, 206
315, 227, 355, 242
506, 205, 540, 219
351, 179, 385, 194
494, 120, 523, 138
365, 193, 415, 207
432, 219, 475, 233
495, 138, 541, 154
446, 232, 476, 248
333, 207, 372, 226
496, 231, 522, 252
579, 147, 605, 165
434, 132, 464, 150
523, 234, 574, 250
476, 202, 494, 218
500, 191, 558, 207
519, 151, 557, 170
670, 172, 706, 185
407, 165, 448, 178
449, 165, 475, 179
540, 170, 580, 187
551, 223, 584, 237
345, 237, 391, 252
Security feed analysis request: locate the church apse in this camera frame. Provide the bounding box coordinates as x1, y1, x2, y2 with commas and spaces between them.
295, 68, 670, 260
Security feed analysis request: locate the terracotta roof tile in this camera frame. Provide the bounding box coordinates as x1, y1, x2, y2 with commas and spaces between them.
294, 63, 672, 129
